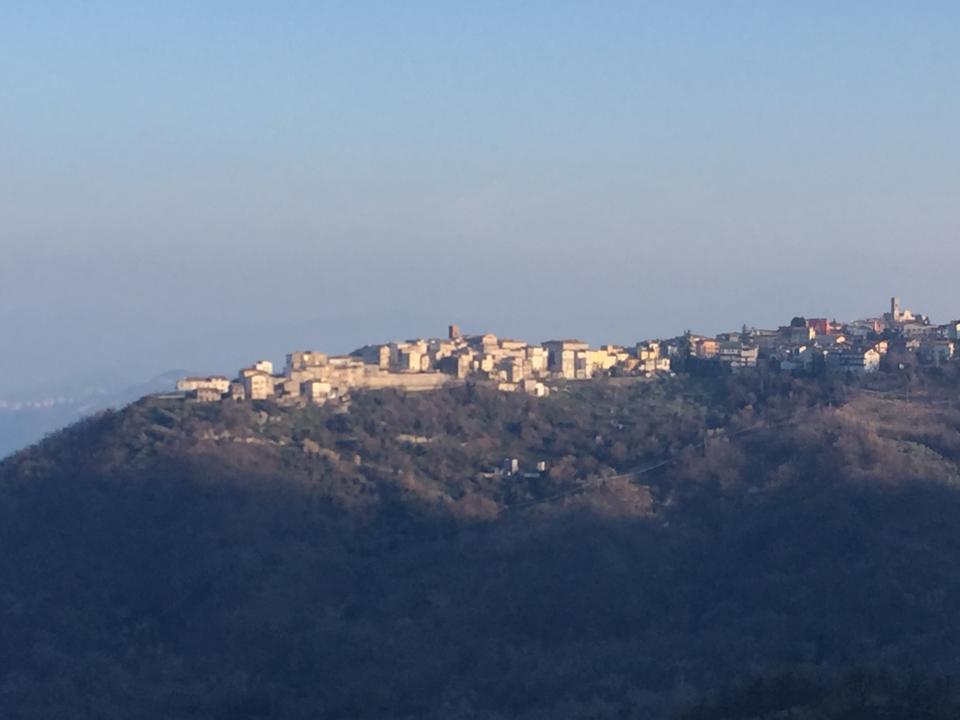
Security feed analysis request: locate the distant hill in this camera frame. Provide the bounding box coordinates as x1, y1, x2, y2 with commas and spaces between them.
5, 371, 960, 718
0, 370, 186, 458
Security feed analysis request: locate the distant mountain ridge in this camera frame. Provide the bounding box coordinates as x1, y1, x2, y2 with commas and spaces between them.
0, 369, 188, 458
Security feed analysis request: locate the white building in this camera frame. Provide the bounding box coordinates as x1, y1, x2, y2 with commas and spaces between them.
302, 380, 333, 404
253, 359, 274, 375
828, 348, 881, 374
176, 376, 231, 394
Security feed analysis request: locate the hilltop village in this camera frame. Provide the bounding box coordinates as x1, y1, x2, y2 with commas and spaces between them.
176, 297, 960, 405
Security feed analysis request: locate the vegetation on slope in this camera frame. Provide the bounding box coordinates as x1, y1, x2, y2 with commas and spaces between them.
3, 370, 960, 718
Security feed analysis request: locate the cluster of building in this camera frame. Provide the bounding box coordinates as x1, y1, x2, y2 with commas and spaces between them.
175, 324, 671, 405
174, 298, 960, 405
681, 297, 958, 375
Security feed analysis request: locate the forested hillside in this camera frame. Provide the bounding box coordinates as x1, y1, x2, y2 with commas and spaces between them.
4, 370, 960, 718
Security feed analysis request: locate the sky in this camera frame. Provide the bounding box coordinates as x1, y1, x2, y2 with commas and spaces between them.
1, 1, 959, 395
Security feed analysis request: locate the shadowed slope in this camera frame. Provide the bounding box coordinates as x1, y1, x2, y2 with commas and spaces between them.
4, 375, 960, 718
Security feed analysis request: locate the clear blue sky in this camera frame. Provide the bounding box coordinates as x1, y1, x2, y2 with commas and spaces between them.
2, 2, 959, 392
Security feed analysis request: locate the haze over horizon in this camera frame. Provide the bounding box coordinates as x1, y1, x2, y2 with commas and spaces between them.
3, 1, 959, 395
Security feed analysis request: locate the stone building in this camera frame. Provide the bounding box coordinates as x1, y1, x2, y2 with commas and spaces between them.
286, 351, 329, 373
636, 342, 670, 374
193, 386, 224, 402
243, 372, 275, 400
690, 336, 719, 359
303, 380, 333, 404
542, 340, 590, 379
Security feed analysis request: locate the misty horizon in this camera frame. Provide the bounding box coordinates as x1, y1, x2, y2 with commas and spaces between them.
3, 2, 959, 395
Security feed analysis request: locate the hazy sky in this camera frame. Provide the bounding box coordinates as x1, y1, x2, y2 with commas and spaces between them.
2, 2, 959, 394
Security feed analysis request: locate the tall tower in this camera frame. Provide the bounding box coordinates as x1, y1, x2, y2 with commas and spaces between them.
891, 296, 900, 322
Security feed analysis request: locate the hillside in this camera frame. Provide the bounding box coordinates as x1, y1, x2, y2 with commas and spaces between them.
4, 371, 960, 718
